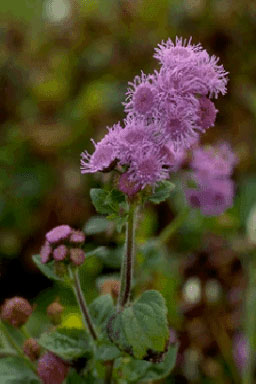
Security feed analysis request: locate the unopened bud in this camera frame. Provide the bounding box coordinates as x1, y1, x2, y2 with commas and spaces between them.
23, 338, 40, 361
70, 249, 85, 266
37, 352, 69, 384
100, 279, 120, 298
1, 297, 32, 327
47, 302, 64, 325
70, 230, 85, 244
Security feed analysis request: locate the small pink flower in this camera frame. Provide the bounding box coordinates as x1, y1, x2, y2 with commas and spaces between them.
70, 249, 85, 266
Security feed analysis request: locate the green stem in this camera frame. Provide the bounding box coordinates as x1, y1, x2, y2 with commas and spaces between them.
242, 253, 256, 384
118, 201, 137, 309
69, 267, 98, 341
0, 321, 37, 374
104, 360, 114, 384
21, 325, 31, 340
158, 207, 189, 245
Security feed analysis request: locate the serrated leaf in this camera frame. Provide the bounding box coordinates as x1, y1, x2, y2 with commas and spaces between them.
149, 181, 175, 204
116, 344, 177, 382
39, 328, 92, 360
84, 216, 111, 235
90, 189, 128, 230
89, 295, 114, 333
32, 254, 63, 281
107, 290, 169, 359
90, 189, 113, 215
0, 357, 40, 384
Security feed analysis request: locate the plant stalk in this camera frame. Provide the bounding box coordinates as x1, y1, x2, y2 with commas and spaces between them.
69, 267, 98, 341
118, 201, 137, 309
104, 360, 114, 384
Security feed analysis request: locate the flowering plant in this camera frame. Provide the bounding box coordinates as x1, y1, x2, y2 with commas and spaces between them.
0, 37, 235, 384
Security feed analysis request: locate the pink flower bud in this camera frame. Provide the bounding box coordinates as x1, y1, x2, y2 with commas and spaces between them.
53, 245, 67, 261
47, 302, 64, 325
37, 352, 69, 384
23, 338, 40, 361
70, 230, 86, 244
40, 242, 52, 264
1, 297, 33, 327
70, 248, 85, 266
46, 225, 72, 244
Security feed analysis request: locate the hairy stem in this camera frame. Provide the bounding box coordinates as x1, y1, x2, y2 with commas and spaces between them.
69, 267, 98, 341
0, 321, 37, 373
158, 207, 189, 245
118, 201, 137, 309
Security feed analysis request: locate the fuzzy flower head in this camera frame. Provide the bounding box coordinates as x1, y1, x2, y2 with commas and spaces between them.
80, 123, 122, 174
127, 146, 169, 188
186, 178, 234, 216
123, 72, 157, 117
37, 352, 69, 384
198, 96, 218, 131
154, 37, 203, 68
191, 143, 237, 178
118, 172, 142, 197
185, 143, 237, 216
1, 297, 33, 327
159, 97, 200, 149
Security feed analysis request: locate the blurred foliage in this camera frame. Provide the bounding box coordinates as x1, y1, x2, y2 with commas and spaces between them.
1, 0, 256, 382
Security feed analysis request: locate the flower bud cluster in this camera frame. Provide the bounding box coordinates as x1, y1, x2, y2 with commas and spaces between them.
40, 225, 86, 266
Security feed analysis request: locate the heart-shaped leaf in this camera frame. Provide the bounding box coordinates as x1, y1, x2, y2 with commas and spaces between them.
107, 290, 169, 359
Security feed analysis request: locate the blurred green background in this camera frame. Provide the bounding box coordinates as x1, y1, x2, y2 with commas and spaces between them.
1, 0, 256, 382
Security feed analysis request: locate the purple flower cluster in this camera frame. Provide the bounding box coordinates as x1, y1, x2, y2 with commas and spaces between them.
40, 225, 86, 266
185, 143, 236, 216
81, 37, 228, 192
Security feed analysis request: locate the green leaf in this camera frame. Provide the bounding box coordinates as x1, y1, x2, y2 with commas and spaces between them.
84, 216, 111, 235
66, 369, 88, 383
149, 181, 175, 204
89, 295, 114, 332
32, 254, 63, 281
90, 189, 128, 232
107, 290, 169, 359
39, 328, 92, 360
95, 342, 121, 361
116, 344, 177, 382
0, 357, 40, 383
90, 189, 114, 215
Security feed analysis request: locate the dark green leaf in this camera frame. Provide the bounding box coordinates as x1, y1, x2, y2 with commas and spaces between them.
0, 357, 40, 383
32, 254, 63, 281
89, 295, 114, 332
39, 328, 92, 360
115, 344, 177, 382
149, 181, 175, 204
66, 369, 88, 384
107, 290, 169, 359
